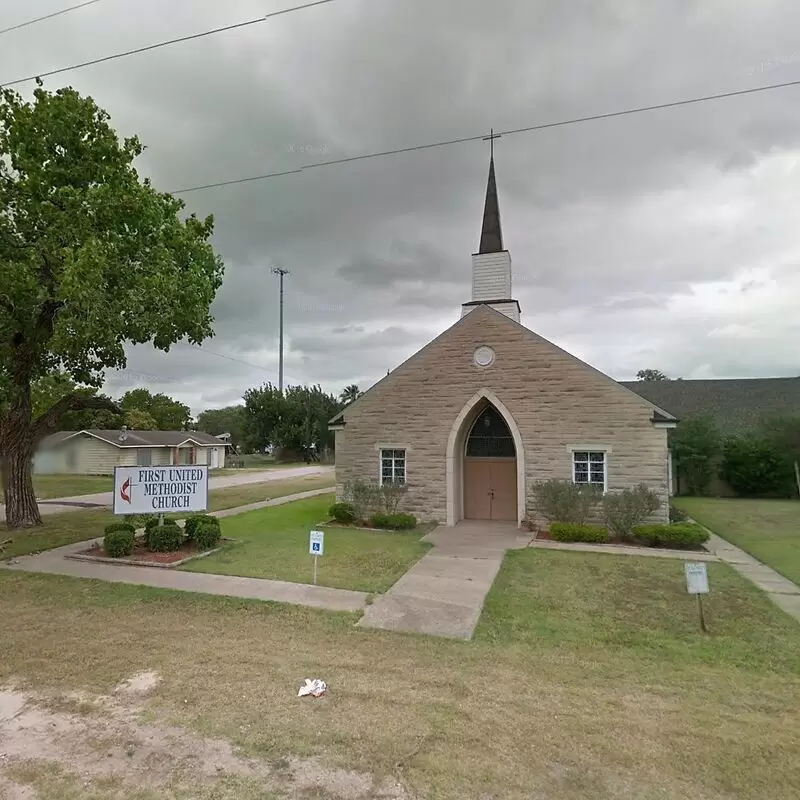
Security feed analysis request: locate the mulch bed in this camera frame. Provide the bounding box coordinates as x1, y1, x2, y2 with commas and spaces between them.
533, 530, 706, 551
74, 539, 230, 567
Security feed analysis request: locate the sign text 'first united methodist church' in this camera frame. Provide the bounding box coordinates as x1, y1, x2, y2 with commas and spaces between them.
113, 465, 209, 515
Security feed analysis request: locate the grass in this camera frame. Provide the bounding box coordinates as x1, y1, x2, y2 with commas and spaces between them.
0, 475, 334, 560
183, 494, 432, 593
1, 474, 113, 502
673, 497, 800, 584
2, 548, 800, 798
205, 474, 333, 512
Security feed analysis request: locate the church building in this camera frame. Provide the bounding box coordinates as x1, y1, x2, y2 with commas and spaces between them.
329, 151, 676, 527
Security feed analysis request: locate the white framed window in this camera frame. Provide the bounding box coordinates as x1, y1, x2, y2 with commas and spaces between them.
572, 450, 607, 492
380, 448, 406, 485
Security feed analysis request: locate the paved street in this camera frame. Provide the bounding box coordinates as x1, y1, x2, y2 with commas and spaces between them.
0, 465, 333, 522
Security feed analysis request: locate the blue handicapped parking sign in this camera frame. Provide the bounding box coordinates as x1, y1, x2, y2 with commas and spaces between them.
309, 530, 325, 556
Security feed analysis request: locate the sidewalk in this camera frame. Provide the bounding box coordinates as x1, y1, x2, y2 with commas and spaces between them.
1, 488, 365, 613
704, 531, 800, 622
358, 521, 532, 640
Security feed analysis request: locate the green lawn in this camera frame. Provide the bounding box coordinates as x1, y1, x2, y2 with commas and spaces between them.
1, 474, 112, 502
183, 493, 432, 593
1, 476, 333, 560
1, 549, 799, 798
673, 497, 800, 584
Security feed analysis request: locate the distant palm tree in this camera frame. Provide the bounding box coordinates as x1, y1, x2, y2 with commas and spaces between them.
340, 384, 361, 404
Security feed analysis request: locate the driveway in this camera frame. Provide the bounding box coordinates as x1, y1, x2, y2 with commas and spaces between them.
0, 466, 334, 521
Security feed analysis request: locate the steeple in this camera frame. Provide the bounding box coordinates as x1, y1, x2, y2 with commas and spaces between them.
478, 146, 504, 254
462, 133, 521, 323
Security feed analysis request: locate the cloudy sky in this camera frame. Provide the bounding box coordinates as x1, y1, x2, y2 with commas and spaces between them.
3, 0, 800, 414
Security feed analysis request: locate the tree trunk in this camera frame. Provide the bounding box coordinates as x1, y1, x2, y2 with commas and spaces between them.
1, 434, 41, 529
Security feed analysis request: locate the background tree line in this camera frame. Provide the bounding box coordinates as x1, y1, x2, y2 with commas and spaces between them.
197, 383, 362, 460
671, 414, 800, 498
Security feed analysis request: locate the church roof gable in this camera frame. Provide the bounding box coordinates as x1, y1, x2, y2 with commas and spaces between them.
329, 304, 675, 427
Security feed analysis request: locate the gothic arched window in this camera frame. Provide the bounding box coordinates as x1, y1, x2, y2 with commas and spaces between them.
466, 405, 515, 458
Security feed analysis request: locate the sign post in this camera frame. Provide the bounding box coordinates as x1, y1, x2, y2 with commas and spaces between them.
309, 530, 324, 585
684, 562, 709, 632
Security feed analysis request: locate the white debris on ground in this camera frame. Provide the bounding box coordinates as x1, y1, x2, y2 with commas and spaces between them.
113, 670, 161, 696
0, 677, 411, 799
297, 678, 327, 698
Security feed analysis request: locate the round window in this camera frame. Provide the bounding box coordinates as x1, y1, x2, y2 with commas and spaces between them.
473, 346, 495, 367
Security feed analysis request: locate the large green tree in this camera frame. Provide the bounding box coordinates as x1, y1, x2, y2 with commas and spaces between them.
119, 388, 191, 431
636, 368, 670, 381
0, 87, 223, 528
196, 405, 247, 450
669, 415, 721, 496
243, 383, 341, 457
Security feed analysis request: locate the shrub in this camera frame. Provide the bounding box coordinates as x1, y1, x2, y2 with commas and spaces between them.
669, 505, 689, 523
103, 527, 135, 558
342, 479, 381, 520
549, 523, 608, 543
378, 481, 408, 514
369, 512, 392, 529
184, 514, 219, 541
104, 522, 135, 536
147, 521, 184, 553
601, 484, 661, 539
369, 512, 417, 530
633, 523, 709, 549
387, 512, 417, 530
720, 436, 794, 497
531, 479, 601, 524
329, 502, 356, 524
195, 522, 222, 550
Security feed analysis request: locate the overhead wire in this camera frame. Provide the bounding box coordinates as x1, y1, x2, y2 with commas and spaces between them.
171, 75, 800, 194
0, 0, 102, 37
0, 0, 335, 87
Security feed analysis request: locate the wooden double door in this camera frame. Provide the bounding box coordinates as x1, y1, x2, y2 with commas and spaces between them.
463, 457, 517, 521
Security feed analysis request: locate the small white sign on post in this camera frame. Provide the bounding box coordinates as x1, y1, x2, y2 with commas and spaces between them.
309, 530, 324, 585
684, 562, 709, 595
309, 530, 324, 556
685, 562, 709, 633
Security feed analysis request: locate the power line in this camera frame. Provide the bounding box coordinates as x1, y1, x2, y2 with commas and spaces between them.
172, 75, 800, 195
0, 0, 101, 37
181, 343, 273, 375
0, 0, 335, 88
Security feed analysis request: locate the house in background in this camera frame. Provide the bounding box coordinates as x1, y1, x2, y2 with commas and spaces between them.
34, 429, 230, 475
622, 377, 800, 495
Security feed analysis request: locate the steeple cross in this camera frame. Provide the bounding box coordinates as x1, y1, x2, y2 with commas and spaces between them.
482, 128, 502, 159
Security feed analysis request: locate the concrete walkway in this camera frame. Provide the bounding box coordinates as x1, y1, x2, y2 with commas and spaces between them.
1, 488, 365, 613
704, 531, 800, 622
358, 521, 532, 640
0, 465, 333, 521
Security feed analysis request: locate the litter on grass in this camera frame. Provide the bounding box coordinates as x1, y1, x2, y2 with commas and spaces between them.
298, 679, 327, 698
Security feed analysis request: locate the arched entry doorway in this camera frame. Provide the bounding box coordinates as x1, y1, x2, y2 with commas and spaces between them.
463, 404, 518, 521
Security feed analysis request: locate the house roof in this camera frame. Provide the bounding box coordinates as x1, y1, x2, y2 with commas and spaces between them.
42, 429, 230, 449
621, 377, 800, 434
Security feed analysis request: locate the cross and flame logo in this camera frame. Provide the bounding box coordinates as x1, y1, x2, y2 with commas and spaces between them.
119, 477, 132, 504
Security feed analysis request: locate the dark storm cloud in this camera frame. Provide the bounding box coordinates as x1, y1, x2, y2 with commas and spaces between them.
3, 0, 800, 413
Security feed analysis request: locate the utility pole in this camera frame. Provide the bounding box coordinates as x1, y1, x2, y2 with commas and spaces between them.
272, 267, 290, 393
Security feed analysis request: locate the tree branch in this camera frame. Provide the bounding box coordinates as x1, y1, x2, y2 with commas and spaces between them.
32, 392, 121, 441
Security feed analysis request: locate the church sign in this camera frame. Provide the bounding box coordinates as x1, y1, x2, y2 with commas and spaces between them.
113, 466, 209, 515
